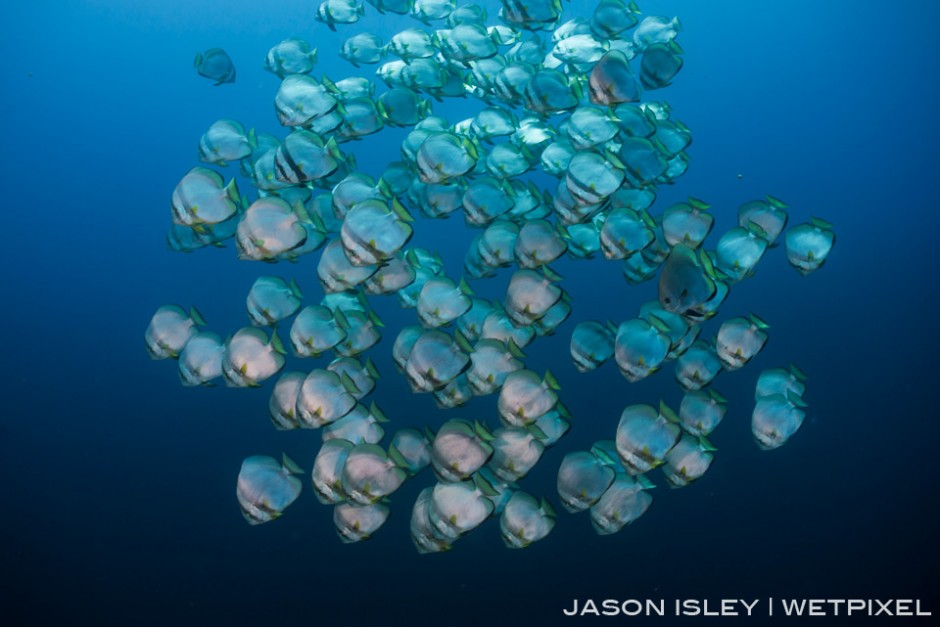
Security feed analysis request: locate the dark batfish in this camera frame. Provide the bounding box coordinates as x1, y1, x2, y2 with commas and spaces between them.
194, 48, 236, 85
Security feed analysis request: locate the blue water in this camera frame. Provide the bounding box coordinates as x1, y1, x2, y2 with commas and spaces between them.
2, 0, 938, 624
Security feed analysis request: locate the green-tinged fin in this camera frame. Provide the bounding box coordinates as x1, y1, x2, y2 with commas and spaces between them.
749, 313, 770, 330
518, 142, 535, 164
765, 194, 788, 209
368, 309, 385, 328
699, 435, 717, 452
640, 209, 657, 229
688, 197, 710, 211
648, 314, 671, 335
193, 52, 203, 67
556, 401, 573, 420
189, 306, 207, 326
651, 138, 669, 155
527, 423, 548, 441
391, 197, 414, 222
636, 474, 656, 490
473, 420, 494, 442
461, 137, 479, 161
281, 453, 303, 475
810, 216, 834, 230
224, 178, 240, 203
591, 446, 617, 466
606, 320, 618, 335
746, 218, 769, 240
246, 127, 257, 150
321, 75, 337, 93
627, 0, 640, 12
370, 401, 389, 423
340, 372, 361, 395
289, 278, 303, 300
423, 425, 436, 441
540, 497, 557, 518
419, 99, 432, 118
659, 401, 680, 424
498, 178, 515, 196
325, 136, 343, 161
699, 249, 717, 279
667, 40, 684, 55
506, 338, 525, 360
270, 331, 287, 355
708, 388, 728, 404
333, 307, 350, 330
309, 48, 318, 64
789, 363, 808, 382
544, 369, 561, 391
473, 472, 498, 497
458, 277, 474, 296
365, 357, 380, 379
541, 265, 563, 282
569, 77, 584, 102
454, 329, 474, 354
405, 248, 419, 267
294, 200, 316, 227
786, 390, 808, 408
376, 177, 393, 199
388, 443, 408, 469
334, 101, 349, 118
605, 149, 625, 171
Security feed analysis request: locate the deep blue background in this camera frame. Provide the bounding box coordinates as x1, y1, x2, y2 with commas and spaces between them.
1, 1, 937, 624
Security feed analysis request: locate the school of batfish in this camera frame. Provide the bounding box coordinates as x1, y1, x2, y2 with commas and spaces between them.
152, 0, 836, 551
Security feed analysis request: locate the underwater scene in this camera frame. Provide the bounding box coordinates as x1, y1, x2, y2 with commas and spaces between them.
2, 0, 938, 624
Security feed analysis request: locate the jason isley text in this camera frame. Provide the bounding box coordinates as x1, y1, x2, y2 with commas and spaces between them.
562, 598, 932, 617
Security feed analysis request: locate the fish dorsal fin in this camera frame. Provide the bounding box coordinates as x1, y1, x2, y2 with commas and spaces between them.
786, 390, 808, 408
270, 331, 287, 355
387, 443, 408, 470
708, 388, 728, 404
659, 401, 680, 424
189, 306, 207, 327
473, 472, 498, 497
527, 423, 548, 441
765, 194, 788, 209
473, 420, 494, 442
370, 401, 390, 423
289, 278, 303, 300
281, 453, 303, 475
698, 436, 717, 452
789, 363, 808, 382
688, 197, 710, 211
340, 372, 361, 395
543, 369, 561, 391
